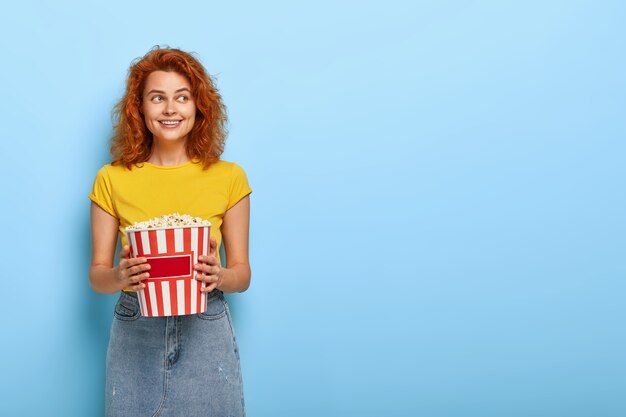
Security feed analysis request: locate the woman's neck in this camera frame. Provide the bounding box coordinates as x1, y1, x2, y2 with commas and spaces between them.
147, 138, 190, 166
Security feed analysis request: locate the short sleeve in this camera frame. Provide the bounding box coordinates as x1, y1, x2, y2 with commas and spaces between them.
227, 163, 252, 210
88, 166, 118, 218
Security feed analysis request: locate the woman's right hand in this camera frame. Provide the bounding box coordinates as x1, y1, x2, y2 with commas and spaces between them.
116, 245, 151, 291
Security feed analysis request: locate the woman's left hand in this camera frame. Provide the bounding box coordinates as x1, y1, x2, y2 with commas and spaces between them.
194, 237, 222, 292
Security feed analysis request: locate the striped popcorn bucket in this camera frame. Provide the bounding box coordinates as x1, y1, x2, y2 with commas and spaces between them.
125, 224, 211, 317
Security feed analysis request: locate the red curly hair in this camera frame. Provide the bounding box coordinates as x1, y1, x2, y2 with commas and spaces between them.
111, 46, 227, 169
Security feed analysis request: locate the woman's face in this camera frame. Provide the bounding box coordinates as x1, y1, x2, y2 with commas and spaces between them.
141, 70, 196, 144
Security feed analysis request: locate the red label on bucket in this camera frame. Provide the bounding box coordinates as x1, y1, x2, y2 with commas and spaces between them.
145, 254, 192, 279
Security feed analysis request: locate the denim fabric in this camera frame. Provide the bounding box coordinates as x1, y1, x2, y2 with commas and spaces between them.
105, 290, 245, 417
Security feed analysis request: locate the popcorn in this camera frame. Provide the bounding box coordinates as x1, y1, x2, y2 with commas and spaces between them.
127, 213, 211, 230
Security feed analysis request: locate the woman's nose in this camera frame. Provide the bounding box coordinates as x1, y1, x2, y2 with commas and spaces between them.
163, 99, 177, 115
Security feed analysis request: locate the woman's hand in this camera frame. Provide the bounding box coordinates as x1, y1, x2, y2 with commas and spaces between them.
116, 245, 150, 292
195, 237, 222, 293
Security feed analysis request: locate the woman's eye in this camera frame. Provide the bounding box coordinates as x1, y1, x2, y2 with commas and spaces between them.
151, 96, 163, 103
177, 95, 189, 103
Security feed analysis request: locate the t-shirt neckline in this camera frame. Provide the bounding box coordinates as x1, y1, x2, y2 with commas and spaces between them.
140, 160, 198, 170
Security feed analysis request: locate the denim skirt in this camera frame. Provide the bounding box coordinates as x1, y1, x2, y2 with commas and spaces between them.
105, 290, 245, 417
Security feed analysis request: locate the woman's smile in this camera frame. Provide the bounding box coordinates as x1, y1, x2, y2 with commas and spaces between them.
159, 119, 183, 127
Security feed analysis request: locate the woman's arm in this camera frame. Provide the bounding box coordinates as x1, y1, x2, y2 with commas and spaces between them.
196, 195, 251, 293
89, 202, 150, 294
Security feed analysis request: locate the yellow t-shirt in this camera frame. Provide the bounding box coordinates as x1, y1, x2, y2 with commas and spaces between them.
88, 159, 252, 263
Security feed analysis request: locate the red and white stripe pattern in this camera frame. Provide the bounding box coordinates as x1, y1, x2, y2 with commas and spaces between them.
126, 226, 210, 317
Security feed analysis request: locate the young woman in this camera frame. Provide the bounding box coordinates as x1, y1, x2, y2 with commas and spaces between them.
89, 47, 251, 417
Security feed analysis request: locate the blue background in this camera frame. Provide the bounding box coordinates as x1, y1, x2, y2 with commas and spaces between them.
1, 1, 624, 416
